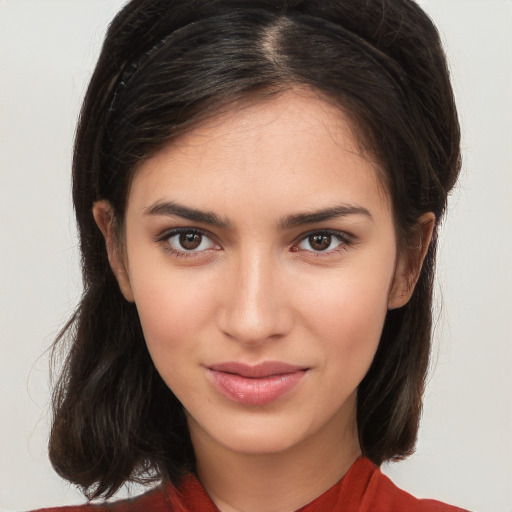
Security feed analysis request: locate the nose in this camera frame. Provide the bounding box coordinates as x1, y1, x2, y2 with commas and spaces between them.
217, 250, 293, 346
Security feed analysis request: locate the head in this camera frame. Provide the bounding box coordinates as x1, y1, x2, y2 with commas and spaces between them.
50, 0, 460, 499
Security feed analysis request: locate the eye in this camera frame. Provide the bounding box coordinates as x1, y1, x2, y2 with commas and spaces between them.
294, 231, 350, 253
159, 228, 219, 255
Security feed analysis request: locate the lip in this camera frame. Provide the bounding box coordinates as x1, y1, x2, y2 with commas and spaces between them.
207, 361, 308, 406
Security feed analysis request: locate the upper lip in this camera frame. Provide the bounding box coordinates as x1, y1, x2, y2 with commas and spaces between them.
208, 361, 307, 378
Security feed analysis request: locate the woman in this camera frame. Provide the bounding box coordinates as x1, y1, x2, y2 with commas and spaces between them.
36, 0, 466, 510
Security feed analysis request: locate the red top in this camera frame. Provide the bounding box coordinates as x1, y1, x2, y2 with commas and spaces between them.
34, 457, 468, 511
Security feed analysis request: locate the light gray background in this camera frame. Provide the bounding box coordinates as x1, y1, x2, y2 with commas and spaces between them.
1, 1, 511, 511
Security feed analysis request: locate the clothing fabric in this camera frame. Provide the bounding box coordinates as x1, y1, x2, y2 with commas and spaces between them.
33, 457, 468, 512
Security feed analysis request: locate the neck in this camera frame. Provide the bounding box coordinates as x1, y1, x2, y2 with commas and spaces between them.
189, 401, 361, 512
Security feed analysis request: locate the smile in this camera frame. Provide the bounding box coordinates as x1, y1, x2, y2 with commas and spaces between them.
207, 362, 308, 406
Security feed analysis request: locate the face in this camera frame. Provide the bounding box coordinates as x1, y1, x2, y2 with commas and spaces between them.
97, 91, 412, 459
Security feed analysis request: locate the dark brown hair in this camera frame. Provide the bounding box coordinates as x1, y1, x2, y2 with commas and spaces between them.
50, 0, 461, 499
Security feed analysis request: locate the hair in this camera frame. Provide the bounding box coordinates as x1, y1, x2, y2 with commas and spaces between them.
49, 0, 461, 500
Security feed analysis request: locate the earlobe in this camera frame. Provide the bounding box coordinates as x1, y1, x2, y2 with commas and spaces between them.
388, 212, 436, 310
92, 200, 135, 302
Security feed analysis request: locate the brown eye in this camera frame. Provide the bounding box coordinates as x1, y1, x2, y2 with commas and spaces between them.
163, 230, 218, 254
308, 234, 332, 251
179, 232, 202, 250
295, 231, 347, 254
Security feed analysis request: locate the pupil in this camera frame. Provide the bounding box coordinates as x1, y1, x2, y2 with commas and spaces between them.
180, 233, 201, 250
310, 234, 331, 251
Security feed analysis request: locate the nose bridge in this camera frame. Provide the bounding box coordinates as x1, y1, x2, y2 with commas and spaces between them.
220, 246, 291, 344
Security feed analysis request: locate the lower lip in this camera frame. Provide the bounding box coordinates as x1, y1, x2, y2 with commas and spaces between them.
208, 369, 307, 406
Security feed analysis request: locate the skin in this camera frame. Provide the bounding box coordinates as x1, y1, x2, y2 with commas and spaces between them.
94, 90, 434, 512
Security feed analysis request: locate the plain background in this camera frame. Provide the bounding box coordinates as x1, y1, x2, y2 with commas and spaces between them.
1, 0, 511, 511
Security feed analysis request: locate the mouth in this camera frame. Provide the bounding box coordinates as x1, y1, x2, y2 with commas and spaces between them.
207, 361, 308, 406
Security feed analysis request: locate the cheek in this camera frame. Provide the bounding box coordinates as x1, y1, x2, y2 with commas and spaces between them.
310, 288, 386, 359
297, 261, 394, 377
128, 261, 216, 367
130, 272, 215, 405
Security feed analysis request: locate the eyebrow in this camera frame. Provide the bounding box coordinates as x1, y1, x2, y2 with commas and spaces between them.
279, 205, 373, 229
145, 200, 372, 229
145, 201, 231, 228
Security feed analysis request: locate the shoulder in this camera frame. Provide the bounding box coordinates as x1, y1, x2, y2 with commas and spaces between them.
28, 484, 173, 512
353, 458, 469, 512
28, 475, 214, 512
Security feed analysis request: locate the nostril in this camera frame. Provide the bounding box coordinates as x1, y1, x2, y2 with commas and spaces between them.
219, 300, 293, 345
216, 256, 293, 344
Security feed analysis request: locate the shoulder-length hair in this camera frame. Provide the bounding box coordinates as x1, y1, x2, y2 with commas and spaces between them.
50, 0, 461, 499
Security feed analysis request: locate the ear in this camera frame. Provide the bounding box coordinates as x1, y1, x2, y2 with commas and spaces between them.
92, 200, 135, 302
388, 212, 436, 310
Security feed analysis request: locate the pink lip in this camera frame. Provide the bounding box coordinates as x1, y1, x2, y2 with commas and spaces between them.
207, 362, 308, 406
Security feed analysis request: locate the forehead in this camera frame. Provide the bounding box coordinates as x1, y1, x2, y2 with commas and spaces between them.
128, 89, 390, 217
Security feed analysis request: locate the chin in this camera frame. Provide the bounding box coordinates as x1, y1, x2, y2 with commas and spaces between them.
219, 430, 305, 455
219, 413, 321, 455
188, 408, 317, 456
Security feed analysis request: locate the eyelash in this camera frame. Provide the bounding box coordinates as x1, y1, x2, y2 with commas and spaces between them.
156, 228, 220, 258
156, 228, 354, 258
292, 230, 354, 257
